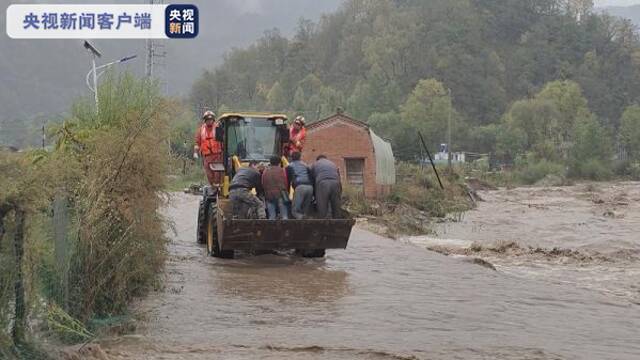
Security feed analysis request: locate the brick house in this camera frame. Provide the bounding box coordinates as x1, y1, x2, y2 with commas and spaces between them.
302, 112, 396, 199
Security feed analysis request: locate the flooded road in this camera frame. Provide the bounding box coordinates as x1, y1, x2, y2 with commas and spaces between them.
102, 189, 640, 360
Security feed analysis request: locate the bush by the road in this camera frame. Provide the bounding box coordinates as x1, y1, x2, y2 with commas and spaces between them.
0, 74, 172, 356
59, 74, 171, 321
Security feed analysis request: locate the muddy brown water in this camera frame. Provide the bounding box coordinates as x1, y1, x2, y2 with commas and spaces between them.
101, 188, 640, 360
411, 182, 640, 305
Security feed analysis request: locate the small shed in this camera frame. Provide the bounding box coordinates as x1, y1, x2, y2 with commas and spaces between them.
302, 112, 396, 199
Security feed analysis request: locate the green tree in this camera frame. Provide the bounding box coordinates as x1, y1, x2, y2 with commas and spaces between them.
293, 87, 306, 112
266, 81, 287, 111
568, 115, 612, 179
298, 73, 324, 98
368, 111, 414, 159
502, 98, 562, 161
400, 79, 453, 152
347, 64, 401, 120
495, 123, 528, 162
305, 85, 344, 119
466, 124, 499, 155
536, 80, 591, 143
620, 105, 640, 161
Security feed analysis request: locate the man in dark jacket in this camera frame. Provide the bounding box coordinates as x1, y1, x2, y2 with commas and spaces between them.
311, 155, 342, 219
229, 161, 266, 219
262, 156, 290, 220
286, 151, 314, 219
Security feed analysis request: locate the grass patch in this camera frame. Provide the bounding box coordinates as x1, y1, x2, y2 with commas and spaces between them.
343, 162, 474, 237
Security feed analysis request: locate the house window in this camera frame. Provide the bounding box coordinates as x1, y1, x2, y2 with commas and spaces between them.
345, 158, 365, 191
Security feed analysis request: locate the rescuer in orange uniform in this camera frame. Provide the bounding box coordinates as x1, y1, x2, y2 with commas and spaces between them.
286, 116, 307, 157
194, 111, 223, 186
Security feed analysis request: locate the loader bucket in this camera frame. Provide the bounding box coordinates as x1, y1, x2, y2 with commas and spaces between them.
215, 198, 354, 252
217, 217, 355, 251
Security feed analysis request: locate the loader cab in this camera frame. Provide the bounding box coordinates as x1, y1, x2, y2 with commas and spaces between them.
215, 113, 289, 192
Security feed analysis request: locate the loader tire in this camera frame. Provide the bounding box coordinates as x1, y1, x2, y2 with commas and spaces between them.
196, 200, 207, 244
206, 202, 234, 259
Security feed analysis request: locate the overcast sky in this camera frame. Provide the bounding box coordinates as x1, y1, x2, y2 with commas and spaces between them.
596, 0, 640, 6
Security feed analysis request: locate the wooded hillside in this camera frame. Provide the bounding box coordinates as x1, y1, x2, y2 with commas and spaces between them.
191, 0, 640, 166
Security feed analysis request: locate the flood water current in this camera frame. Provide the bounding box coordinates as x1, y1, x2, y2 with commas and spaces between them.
101, 184, 640, 360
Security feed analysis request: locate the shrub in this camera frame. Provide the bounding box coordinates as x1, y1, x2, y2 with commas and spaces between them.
1, 75, 173, 351
514, 156, 565, 185
569, 158, 612, 180
342, 162, 473, 237
61, 74, 171, 321
389, 162, 472, 217
630, 162, 640, 180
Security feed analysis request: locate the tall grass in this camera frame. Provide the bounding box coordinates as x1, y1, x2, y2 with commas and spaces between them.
60, 74, 171, 320
0, 74, 173, 355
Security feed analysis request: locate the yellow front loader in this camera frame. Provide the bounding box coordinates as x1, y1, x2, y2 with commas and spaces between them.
196, 113, 354, 258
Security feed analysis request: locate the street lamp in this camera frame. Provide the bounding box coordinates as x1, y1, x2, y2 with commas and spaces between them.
83, 41, 101, 112
83, 40, 137, 113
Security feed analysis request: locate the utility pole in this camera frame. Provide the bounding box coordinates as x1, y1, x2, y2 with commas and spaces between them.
146, 38, 154, 78
146, 0, 168, 93
447, 88, 452, 171
145, 0, 155, 78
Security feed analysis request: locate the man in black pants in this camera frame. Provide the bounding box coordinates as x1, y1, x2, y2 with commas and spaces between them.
229, 161, 267, 219
310, 155, 342, 219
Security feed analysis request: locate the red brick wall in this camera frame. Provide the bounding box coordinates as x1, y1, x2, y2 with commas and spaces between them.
302, 117, 378, 198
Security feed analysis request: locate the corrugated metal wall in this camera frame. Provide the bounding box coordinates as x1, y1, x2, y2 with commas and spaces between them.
370, 130, 396, 185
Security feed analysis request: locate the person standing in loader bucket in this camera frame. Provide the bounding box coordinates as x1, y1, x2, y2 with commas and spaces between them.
229, 161, 267, 219
262, 156, 290, 220
194, 111, 223, 186
311, 155, 343, 219
286, 151, 314, 219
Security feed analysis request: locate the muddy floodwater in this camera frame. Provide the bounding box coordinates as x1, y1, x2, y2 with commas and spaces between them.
101, 184, 640, 360
412, 181, 640, 305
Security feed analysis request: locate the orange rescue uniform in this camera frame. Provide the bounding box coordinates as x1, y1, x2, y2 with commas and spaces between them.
195, 123, 223, 185
287, 126, 306, 155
